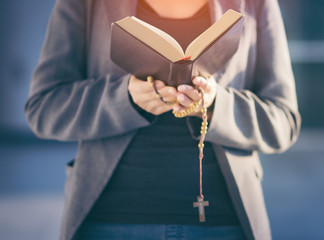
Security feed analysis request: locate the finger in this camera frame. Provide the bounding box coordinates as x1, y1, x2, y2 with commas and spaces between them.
158, 86, 177, 102
176, 93, 195, 108
150, 79, 175, 101
192, 76, 211, 91
177, 84, 200, 101
130, 75, 154, 93
173, 103, 187, 112
154, 80, 166, 89
146, 99, 173, 115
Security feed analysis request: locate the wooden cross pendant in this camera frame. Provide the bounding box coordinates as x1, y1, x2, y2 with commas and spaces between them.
193, 196, 209, 222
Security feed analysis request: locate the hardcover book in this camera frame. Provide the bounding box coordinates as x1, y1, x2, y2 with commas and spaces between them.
110, 9, 244, 87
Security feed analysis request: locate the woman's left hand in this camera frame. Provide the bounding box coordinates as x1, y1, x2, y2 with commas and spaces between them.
173, 76, 217, 117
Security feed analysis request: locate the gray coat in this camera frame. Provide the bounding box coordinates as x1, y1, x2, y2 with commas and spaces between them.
25, 0, 301, 239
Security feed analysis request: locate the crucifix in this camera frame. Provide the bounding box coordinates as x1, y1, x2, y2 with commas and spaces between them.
193, 195, 209, 222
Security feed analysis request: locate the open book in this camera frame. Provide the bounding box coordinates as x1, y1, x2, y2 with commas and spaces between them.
110, 9, 244, 86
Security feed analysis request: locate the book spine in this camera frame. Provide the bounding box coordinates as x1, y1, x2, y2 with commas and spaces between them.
168, 61, 194, 87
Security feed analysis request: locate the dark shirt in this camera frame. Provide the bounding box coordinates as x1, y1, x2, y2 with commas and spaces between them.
85, 0, 239, 227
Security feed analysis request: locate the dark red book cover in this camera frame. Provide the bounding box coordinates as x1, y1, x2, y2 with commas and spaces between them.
110, 13, 244, 87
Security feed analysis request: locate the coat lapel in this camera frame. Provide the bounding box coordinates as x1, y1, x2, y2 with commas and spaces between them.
103, 0, 138, 23
209, 0, 244, 23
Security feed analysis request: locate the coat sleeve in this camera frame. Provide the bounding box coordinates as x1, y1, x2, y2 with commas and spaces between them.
24, 0, 151, 141
189, 0, 301, 154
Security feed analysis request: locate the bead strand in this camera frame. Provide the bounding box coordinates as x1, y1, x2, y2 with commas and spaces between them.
172, 100, 201, 118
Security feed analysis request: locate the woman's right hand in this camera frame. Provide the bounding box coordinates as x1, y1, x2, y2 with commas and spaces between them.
128, 75, 178, 115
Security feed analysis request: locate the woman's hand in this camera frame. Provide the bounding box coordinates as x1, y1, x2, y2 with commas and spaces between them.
128, 75, 178, 115
173, 76, 217, 117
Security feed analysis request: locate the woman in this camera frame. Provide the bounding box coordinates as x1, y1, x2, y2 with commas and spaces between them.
25, 0, 301, 239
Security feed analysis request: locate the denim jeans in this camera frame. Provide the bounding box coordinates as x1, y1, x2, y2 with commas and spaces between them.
78, 222, 246, 240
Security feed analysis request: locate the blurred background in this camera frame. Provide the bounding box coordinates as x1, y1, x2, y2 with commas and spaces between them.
0, 0, 323, 239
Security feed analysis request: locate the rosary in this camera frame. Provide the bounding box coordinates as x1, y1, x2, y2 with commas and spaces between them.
147, 76, 209, 222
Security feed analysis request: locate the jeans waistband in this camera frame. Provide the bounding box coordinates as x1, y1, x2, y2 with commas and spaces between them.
78, 222, 246, 240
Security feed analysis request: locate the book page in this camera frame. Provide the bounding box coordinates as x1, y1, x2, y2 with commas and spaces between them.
116, 17, 185, 62
186, 9, 243, 60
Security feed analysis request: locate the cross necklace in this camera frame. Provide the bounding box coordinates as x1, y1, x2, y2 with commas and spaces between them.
192, 93, 209, 223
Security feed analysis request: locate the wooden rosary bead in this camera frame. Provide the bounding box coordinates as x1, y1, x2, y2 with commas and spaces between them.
198, 143, 204, 149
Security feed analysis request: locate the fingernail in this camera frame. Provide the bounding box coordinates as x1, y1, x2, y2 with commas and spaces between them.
177, 94, 185, 101
169, 89, 176, 95
195, 77, 205, 84
194, 78, 201, 84
178, 85, 192, 91
155, 81, 165, 88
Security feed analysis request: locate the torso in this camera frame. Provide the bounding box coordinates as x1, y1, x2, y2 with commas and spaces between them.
83, 0, 240, 227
